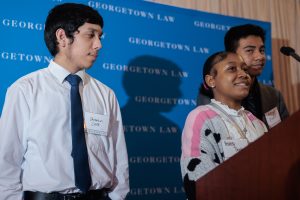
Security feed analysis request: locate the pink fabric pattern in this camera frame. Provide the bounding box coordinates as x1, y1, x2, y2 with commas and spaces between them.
182, 107, 218, 157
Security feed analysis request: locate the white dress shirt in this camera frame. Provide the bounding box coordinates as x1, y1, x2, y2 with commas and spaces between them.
0, 60, 129, 200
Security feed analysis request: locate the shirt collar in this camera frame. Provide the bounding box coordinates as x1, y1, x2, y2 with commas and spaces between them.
211, 99, 244, 116
48, 60, 86, 85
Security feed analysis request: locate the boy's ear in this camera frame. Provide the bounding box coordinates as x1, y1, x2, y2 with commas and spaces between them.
56, 28, 67, 47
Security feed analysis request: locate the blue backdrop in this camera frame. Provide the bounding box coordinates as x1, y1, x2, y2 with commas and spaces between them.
0, 0, 272, 199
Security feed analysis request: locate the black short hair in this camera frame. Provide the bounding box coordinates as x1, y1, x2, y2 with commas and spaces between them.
224, 24, 265, 52
44, 3, 104, 56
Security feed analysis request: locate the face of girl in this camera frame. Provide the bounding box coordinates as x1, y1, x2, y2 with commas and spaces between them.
206, 53, 251, 108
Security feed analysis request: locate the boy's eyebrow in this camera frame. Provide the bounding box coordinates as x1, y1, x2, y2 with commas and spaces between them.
85, 28, 103, 34
243, 45, 265, 49
243, 45, 256, 49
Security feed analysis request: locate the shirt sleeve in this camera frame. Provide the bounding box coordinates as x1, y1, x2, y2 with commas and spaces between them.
180, 109, 223, 200
181, 109, 222, 182
0, 84, 29, 200
107, 93, 129, 200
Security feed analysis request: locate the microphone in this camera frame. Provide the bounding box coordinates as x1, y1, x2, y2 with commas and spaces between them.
280, 46, 300, 62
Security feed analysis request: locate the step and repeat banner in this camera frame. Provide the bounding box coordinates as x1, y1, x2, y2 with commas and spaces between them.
0, 0, 272, 199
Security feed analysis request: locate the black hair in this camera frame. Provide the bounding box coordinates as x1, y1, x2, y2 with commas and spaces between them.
224, 24, 266, 52
44, 3, 104, 56
200, 51, 233, 98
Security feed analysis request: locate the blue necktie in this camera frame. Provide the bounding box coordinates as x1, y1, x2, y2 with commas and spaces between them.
66, 74, 91, 193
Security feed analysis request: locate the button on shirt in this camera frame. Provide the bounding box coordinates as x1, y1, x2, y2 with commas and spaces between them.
0, 60, 129, 200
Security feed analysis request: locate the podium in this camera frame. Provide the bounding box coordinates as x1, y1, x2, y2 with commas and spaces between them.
196, 110, 300, 200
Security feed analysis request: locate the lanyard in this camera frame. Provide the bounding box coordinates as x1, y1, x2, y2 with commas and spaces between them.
210, 102, 249, 142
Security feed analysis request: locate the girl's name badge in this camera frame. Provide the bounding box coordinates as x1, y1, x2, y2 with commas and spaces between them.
221, 139, 248, 160
84, 112, 109, 136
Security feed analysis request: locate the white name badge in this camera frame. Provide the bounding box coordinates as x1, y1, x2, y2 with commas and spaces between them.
221, 139, 248, 160
84, 112, 109, 136
265, 107, 281, 128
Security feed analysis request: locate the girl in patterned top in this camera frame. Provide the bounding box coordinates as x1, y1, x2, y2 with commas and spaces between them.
180, 51, 267, 200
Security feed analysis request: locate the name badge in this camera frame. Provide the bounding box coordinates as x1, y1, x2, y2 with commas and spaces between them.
264, 107, 281, 128
84, 112, 109, 136
221, 139, 248, 160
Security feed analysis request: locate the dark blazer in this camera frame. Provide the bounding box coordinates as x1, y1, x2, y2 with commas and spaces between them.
258, 83, 289, 126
